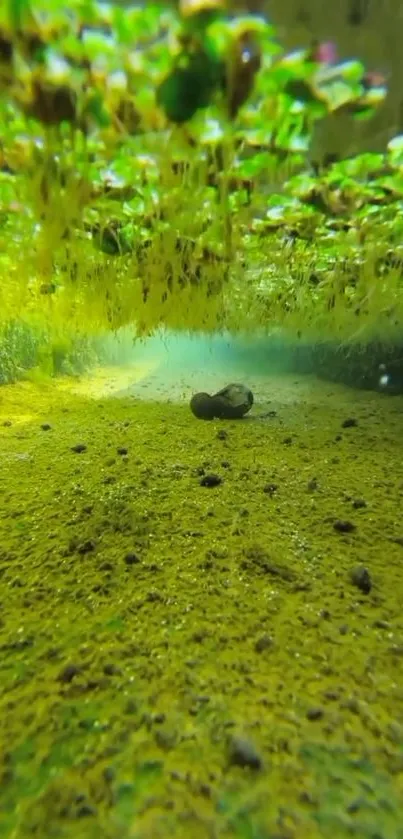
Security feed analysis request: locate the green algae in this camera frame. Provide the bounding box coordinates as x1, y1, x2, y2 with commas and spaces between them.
0, 373, 403, 838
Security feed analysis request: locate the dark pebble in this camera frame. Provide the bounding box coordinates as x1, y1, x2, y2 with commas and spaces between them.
229, 735, 262, 770
263, 483, 278, 495
333, 519, 356, 533
41, 423, 52, 431
352, 498, 367, 509
200, 474, 222, 488
71, 443, 87, 453
117, 447, 128, 456
57, 663, 82, 683
306, 707, 324, 721
77, 539, 96, 554
124, 552, 141, 565
341, 418, 358, 428
350, 566, 372, 594
254, 633, 273, 653
76, 804, 97, 818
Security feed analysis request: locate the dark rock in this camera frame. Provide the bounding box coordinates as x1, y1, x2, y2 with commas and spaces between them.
254, 633, 273, 653
306, 707, 324, 721
229, 735, 262, 770
190, 383, 253, 420
124, 552, 141, 565
77, 539, 96, 554
333, 519, 356, 533
263, 483, 278, 495
350, 566, 372, 594
341, 418, 358, 428
76, 804, 97, 818
57, 663, 82, 683
200, 473, 222, 488
71, 443, 87, 453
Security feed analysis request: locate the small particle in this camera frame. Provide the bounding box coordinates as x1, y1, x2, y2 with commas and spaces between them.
333, 519, 356, 533
124, 552, 141, 565
350, 566, 372, 594
57, 663, 82, 683
103, 663, 119, 676
117, 446, 128, 455
76, 804, 97, 818
373, 619, 390, 629
216, 429, 228, 440
40, 423, 52, 431
341, 418, 358, 428
229, 735, 262, 770
352, 498, 367, 509
77, 539, 96, 554
306, 707, 324, 721
263, 483, 277, 495
71, 443, 87, 453
200, 474, 222, 487
254, 633, 273, 653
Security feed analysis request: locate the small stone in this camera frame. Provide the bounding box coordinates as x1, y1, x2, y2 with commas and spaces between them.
229, 735, 262, 770
350, 566, 372, 594
76, 804, 97, 818
41, 423, 52, 431
200, 474, 222, 488
77, 539, 96, 554
254, 633, 273, 653
341, 418, 358, 428
306, 707, 324, 721
263, 483, 277, 495
71, 443, 87, 453
57, 663, 82, 683
333, 519, 356, 533
124, 552, 141, 565
352, 498, 367, 509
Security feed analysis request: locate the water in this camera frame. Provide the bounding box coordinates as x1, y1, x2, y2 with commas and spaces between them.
1, 3, 403, 838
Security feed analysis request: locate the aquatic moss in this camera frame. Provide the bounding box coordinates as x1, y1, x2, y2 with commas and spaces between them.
0, 0, 400, 349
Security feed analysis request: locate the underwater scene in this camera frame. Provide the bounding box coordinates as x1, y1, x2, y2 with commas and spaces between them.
0, 1, 403, 837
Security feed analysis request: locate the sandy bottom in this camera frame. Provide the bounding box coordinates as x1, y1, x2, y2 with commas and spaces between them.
0, 361, 403, 839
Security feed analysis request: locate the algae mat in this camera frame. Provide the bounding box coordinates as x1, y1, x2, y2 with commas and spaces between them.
0, 369, 403, 839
